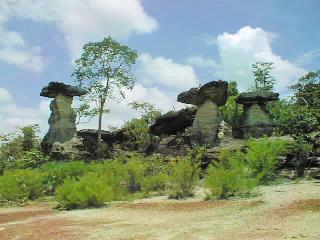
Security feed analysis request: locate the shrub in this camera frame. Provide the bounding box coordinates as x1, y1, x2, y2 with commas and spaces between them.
56, 173, 113, 210
92, 160, 129, 200
169, 157, 200, 199
126, 158, 145, 193
41, 161, 91, 194
142, 173, 170, 193
0, 124, 45, 173
205, 138, 289, 199
0, 169, 45, 201
205, 149, 257, 199
245, 138, 289, 182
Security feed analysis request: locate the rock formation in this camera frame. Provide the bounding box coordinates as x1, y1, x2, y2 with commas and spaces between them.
41, 82, 87, 157
150, 108, 196, 136
178, 80, 228, 147
234, 91, 279, 139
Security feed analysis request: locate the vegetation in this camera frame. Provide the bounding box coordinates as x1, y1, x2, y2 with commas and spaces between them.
252, 62, 276, 91
0, 125, 48, 174
56, 173, 113, 210
72, 36, 138, 156
0, 169, 45, 202
123, 101, 161, 151
220, 80, 243, 126
205, 139, 289, 199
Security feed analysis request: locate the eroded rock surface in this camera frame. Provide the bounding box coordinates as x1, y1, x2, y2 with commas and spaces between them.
234, 91, 279, 139
150, 108, 196, 136
178, 80, 228, 147
41, 82, 87, 158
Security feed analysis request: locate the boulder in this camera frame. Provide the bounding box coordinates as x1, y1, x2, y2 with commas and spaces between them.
234, 91, 279, 139
50, 136, 90, 161
41, 82, 87, 155
178, 80, 228, 147
150, 108, 196, 136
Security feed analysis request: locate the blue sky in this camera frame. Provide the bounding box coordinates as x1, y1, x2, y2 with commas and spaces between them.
0, 0, 319, 134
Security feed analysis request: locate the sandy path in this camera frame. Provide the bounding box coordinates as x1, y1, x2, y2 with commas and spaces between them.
0, 180, 319, 240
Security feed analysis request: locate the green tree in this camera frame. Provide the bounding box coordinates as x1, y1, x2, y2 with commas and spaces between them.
123, 102, 161, 151
72, 37, 138, 156
252, 62, 276, 91
290, 69, 320, 122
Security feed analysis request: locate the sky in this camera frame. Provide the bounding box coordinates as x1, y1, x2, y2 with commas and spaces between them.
0, 0, 319, 135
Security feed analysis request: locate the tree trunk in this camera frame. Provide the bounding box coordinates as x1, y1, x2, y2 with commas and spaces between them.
97, 99, 105, 159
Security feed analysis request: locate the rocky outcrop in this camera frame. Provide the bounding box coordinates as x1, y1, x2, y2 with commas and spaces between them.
41, 82, 87, 159
51, 137, 90, 161
150, 108, 196, 136
233, 91, 279, 139
178, 80, 228, 147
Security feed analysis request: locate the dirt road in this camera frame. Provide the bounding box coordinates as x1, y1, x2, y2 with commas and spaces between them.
0, 180, 319, 240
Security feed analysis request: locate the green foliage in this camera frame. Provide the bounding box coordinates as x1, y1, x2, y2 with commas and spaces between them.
56, 173, 113, 210
125, 158, 145, 193
0, 125, 48, 174
0, 169, 45, 202
169, 156, 200, 199
142, 173, 170, 193
41, 161, 91, 194
220, 95, 243, 127
227, 80, 239, 97
205, 149, 257, 199
205, 139, 289, 198
123, 101, 161, 151
245, 138, 289, 181
92, 160, 129, 200
72, 36, 138, 155
269, 100, 319, 139
252, 62, 276, 91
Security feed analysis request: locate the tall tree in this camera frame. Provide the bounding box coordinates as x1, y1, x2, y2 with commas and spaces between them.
72, 37, 138, 156
252, 62, 276, 91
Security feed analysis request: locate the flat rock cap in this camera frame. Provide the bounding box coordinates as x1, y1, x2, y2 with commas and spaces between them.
177, 80, 228, 106
236, 91, 279, 105
40, 82, 87, 98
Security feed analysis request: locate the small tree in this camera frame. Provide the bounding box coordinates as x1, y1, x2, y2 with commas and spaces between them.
72, 37, 138, 156
252, 62, 276, 91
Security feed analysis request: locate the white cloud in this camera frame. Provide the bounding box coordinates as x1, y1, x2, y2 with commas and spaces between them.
187, 55, 217, 68
0, 0, 158, 61
0, 27, 44, 72
137, 53, 199, 91
202, 26, 306, 94
0, 88, 12, 103
0, 89, 50, 134
295, 49, 320, 67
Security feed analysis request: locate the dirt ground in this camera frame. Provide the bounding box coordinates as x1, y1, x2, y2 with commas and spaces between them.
0, 180, 319, 240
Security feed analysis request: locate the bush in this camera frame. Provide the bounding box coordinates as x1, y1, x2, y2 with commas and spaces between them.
205, 149, 257, 199
41, 161, 92, 194
245, 138, 289, 182
126, 158, 145, 193
142, 173, 170, 193
169, 157, 200, 199
56, 173, 113, 210
205, 138, 289, 199
0, 124, 45, 174
0, 169, 45, 202
92, 160, 129, 200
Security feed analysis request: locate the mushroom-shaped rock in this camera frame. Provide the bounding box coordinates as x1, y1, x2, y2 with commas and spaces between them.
233, 91, 279, 139
177, 80, 228, 147
41, 82, 87, 157
177, 80, 228, 106
236, 91, 279, 105
40, 82, 87, 98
